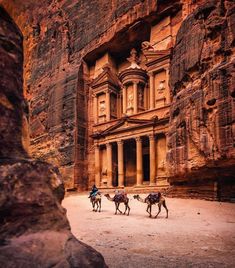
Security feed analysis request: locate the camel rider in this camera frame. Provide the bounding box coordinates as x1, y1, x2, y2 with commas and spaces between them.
88, 184, 99, 198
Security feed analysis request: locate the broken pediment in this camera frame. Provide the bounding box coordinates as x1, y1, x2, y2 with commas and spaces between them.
143, 48, 171, 66
91, 66, 120, 90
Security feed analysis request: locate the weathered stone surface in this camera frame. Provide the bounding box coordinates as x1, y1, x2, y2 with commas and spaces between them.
0, 6, 107, 267
168, 0, 235, 200
0, 5, 27, 159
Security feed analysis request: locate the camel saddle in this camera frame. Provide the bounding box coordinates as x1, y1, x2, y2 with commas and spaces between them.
147, 193, 161, 203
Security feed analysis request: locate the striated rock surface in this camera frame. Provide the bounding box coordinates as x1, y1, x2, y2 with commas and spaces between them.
0, 6, 107, 267
168, 0, 235, 200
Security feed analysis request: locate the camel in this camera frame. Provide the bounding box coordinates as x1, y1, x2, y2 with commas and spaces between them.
133, 193, 168, 218
104, 192, 130, 216
90, 193, 101, 212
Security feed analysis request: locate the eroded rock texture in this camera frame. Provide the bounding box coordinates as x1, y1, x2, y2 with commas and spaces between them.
168, 0, 235, 200
0, 5, 27, 159
0, 6, 106, 267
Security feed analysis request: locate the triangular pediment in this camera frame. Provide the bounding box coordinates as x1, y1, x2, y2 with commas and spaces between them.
91, 66, 120, 89
99, 117, 154, 136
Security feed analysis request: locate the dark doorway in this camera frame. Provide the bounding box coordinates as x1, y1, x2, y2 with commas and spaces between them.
124, 139, 136, 186
142, 136, 150, 183
143, 154, 150, 182
112, 143, 118, 187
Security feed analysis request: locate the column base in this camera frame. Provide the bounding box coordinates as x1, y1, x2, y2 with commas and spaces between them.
149, 182, 156, 186
135, 184, 143, 187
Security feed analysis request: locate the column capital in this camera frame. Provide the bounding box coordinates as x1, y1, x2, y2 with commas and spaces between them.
133, 80, 139, 86
148, 72, 154, 77
135, 136, 142, 143
94, 142, 100, 148
106, 142, 111, 147
105, 88, 111, 94
149, 134, 155, 141
117, 140, 123, 145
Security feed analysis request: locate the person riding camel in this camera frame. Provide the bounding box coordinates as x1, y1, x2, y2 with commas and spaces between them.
88, 184, 99, 198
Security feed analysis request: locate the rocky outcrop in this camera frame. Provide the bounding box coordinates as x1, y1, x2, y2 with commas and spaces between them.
0, 6, 107, 267
168, 0, 235, 200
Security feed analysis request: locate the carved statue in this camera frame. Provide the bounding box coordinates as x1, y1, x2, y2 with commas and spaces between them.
99, 101, 106, 115
138, 88, 144, 107
158, 80, 165, 91
127, 48, 140, 69
127, 91, 134, 107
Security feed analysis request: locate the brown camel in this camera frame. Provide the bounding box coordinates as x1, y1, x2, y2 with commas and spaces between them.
90, 193, 101, 212
104, 192, 130, 216
133, 193, 168, 218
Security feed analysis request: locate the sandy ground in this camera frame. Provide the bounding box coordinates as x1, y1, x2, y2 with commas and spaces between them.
62, 193, 235, 268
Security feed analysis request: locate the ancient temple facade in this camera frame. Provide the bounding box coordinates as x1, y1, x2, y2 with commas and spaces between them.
6, 0, 233, 200
87, 23, 174, 189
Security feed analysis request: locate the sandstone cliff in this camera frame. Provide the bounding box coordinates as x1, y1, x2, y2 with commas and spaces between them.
0, 6, 107, 267
168, 0, 235, 200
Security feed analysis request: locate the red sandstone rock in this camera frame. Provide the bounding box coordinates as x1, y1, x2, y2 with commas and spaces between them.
168, 0, 235, 200
0, 6, 107, 267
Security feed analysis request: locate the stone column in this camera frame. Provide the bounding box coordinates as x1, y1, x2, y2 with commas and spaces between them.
149, 73, 155, 109
149, 134, 156, 185
122, 86, 127, 114
106, 142, 112, 187
136, 137, 143, 186
93, 94, 98, 124
117, 140, 124, 187
106, 90, 110, 121
94, 143, 100, 187
133, 81, 138, 114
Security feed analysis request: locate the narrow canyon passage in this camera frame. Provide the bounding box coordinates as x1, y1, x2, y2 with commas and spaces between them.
63, 194, 235, 268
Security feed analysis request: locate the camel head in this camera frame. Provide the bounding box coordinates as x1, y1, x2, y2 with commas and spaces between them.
133, 194, 140, 199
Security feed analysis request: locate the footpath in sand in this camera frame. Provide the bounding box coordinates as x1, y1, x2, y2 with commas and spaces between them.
63, 194, 235, 268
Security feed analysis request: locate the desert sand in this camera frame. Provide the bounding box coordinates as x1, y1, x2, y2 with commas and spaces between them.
63, 194, 235, 268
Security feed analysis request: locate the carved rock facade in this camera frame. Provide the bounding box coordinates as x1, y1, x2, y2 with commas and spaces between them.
1, 0, 234, 200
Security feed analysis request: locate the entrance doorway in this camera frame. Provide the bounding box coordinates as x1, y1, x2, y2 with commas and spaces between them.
142, 136, 150, 183
124, 139, 136, 186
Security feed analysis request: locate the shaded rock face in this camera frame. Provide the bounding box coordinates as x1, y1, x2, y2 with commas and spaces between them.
0, 6, 107, 267
168, 0, 235, 199
0, 6, 26, 159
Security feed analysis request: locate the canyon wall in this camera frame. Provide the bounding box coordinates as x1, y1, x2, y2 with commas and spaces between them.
1, 0, 161, 189
0, 6, 107, 267
168, 0, 235, 200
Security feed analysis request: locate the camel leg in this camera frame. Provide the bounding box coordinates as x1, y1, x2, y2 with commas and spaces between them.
92, 201, 95, 211
99, 200, 101, 212
115, 203, 118, 214
163, 200, 168, 218
155, 203, 161, 218
117, 203, 123, 214
127, 203, 130, 216
123, 203, 128, 215
149, 204, 152, 218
